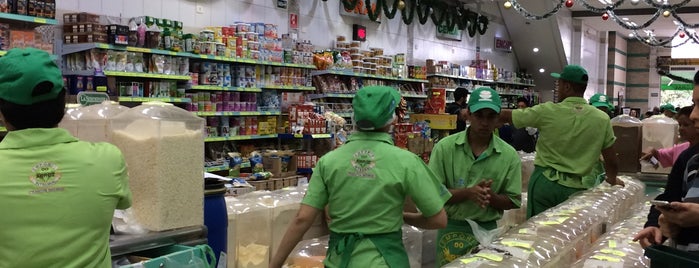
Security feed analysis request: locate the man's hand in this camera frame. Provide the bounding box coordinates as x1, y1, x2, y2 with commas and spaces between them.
658, 214, 680, 239
605, 176, 625, 187
633, 226, 663, 248
466, 180, 491, 208
657, 202, 699, 228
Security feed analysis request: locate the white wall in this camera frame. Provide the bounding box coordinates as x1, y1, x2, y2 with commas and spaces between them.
56, 0, 518, 71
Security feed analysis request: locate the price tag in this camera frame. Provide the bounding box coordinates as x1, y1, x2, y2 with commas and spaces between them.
590, 254, 621, 262
169, 51, 178, 56
501, 239, 533, 249
293, 134, 303, 138
96, 44, 110, 49
130, 47, 152, 53
200, 55, 210, 59
601, 248, 626, 257
34, 17, 47, 24
608, 240, 617, 248
460, 257, 479, 264
474, 252, 503, 262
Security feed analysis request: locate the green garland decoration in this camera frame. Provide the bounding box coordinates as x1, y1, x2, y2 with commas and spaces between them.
429, 2, 448, 27
381, 0, 400, 19
416, 3, 431, 24
477, 15, 488, 35
400, 0, 416, 25
365, 0, 380, 21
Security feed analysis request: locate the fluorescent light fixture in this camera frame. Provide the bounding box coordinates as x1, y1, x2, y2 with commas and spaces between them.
533, 47, 539, 52
628, 33, 634, 37
539, 68, 545, 73
622, 18, 629, 21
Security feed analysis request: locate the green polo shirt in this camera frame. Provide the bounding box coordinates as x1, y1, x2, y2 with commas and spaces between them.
303, 131, 450, 232
428, 129, 522, 222
512, 97, 616, 188
0, 128, 132, 268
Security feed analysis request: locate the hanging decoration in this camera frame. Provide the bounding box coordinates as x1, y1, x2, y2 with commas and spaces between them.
507, 0, 699, 47
332, 0, 490, 37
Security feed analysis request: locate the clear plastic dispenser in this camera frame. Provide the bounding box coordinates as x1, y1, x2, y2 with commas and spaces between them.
641, 116, 678, 174
59, 101, 129, 142
611, 114, 643, 173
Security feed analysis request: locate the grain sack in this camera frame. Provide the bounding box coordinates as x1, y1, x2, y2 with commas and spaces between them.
112, 119, 204, 232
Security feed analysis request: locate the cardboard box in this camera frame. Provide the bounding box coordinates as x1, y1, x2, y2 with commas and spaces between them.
248, 180, 271, 191
409, 113, 457, 130
263, 155, 297, 178
425, 88, 446, 114
227, 187, 254, 197
270, 178, 284, 190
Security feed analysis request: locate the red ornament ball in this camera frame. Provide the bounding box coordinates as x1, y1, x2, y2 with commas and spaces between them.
565, 0, 574, 8
680, 32, 686, 38
602, 13, 609, 20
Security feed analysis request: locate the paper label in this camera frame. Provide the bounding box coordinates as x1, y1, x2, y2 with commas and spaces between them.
608, 240, 617, 248
501, 239, 533, 249
474, 252, 503, 262
590, 254, 621, 262
601, 248, 626, 257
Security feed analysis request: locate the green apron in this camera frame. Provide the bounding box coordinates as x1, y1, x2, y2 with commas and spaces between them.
526, 165, 589, 219
327, 231, 408, 268
436, 219, 496, 266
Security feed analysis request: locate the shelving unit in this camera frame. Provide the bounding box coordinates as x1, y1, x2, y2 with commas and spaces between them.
118, 97, 191, 103
190, 85, 262, 92
204, 134, 278, 142
193, 111, 281, 117
278, 133, 334, 139
312, 69, 429, 83
0, 12, 59, 25
427, 73, 538, 108
102, 71, 192, 80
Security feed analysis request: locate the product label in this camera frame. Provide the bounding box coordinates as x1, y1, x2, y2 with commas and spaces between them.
474, 252, 503, 262
601, 248, 626, 257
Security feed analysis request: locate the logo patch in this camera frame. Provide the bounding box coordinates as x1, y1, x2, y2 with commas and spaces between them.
479, 90, 493, 102
599, 95, 607, 102
28, 162, 64, 194
348, 149, 376, 178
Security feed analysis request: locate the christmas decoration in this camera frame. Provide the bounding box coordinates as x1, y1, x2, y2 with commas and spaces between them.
565, 0, 574, 8
504, 1, 512, 9
602, 13, 609, 21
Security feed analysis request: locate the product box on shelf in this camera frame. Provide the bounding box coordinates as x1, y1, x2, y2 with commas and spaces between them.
424, 88, 446, 114
13, 0, 27, 15
263, 155, 298, 178
0, 0, 11, 13
409, 114, 456, 130
63, 12, 100, 24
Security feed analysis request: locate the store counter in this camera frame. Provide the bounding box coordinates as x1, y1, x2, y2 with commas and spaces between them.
110, 225, 208, 258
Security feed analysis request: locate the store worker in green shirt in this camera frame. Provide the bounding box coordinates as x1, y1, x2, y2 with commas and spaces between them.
500, 64, 624, 219
271, 86, 451, 268
429, 87, 522, 266
0, 48, 132, 267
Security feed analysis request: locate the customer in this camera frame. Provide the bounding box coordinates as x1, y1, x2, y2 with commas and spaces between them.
271, 86, 450, 268
0, 48, 132, 267
661, 103, 678, 118
429, 87, 522, 266
500, 64, 623, 219
510, 97, 537, 153
640, 70, 699, 250
447, 87, 469, 134
640, 106, 697, 169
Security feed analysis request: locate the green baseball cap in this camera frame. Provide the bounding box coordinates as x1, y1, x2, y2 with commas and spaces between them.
589, 93, 612, 109
468, 87, 501, 113
0, 48, 64, 105
353, 86, 401, 131
551, 64, 589, 85
660, 103, 677, 113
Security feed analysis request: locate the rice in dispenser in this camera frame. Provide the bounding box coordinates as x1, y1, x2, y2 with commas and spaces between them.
611, 114, 643, 173
110, 101, 205, 231
59, 101, 129, 143
641, 116, 678, 174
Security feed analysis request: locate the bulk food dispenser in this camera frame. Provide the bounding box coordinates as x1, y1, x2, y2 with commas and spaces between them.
641, 116, 678, 174
59, 101, 129, 142
110, 101, 205, 231
611, 114, 643, 173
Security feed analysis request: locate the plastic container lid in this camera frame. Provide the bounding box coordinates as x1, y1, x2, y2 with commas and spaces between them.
641, 115, 677, 125
610, 114, 642, 126
73, 100, 129, 120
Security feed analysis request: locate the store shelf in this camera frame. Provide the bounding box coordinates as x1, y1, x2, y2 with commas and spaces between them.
402, 94, 428, 98
193, 111, 281, 116
204, 134, 278, 142
0, 12, 58, 25
335, 112, 353, 118
297, 168, 314, 174
427, 73, 536, 87
205, 165, 229, 172
118, 96, 191, 103
102, 71, 191, 80
190, 85, 262, 92
61, 43, 316, 69
307, 93, 355, 99
278, 133, 334, 139
262, 85, 316, 91
312, 69, 429, 83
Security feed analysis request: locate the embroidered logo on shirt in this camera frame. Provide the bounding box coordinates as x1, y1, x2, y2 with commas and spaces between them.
28, 162, 64, 194
348, 149, 376, 178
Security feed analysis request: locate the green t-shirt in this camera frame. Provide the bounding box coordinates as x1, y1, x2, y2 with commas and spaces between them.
0, 128, 132, 268
303, 132, 450, 233
428, 129, 522, 222
512, 97, 616, 188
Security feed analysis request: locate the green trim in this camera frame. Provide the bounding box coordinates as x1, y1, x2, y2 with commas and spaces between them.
626, 83, 650, 88
626, 68, 650, 72
627, 53, 650, 58
608, 47, 627, 56
606, 81, 626, 86
607, 64, 626, 71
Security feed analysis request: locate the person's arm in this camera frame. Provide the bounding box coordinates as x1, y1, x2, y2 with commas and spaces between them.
404, 209, 448, 229
446, 181, 490, 208
488, 155, 522, 210
499, 109, 513, 125
270, 205, 322, 268
655, 146, 676, 168
601, 144, 623, 186
658, 202, 699, 228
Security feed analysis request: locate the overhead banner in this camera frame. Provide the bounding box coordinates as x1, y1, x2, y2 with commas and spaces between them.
661, 66, 697, 91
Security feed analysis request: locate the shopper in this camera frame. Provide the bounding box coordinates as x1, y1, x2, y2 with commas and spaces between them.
270, 86, 450, 268
640, 106, 697, 169
510, 97, 537, 153
661, 103, 678, 118
0, 48, 132, 267
638, 70, 699, 250
429, 87, 522, 266
499, 64, 623, 219
446, 87, 469, 134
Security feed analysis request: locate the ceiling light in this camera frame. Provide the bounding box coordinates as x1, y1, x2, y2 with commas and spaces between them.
533, 47, 539, 52
628, 33, 634, 37
539, 68, 545, 73
622, 18, 629, 21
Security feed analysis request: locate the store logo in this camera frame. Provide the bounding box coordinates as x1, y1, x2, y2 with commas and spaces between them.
348, 149, 376, 178
28, 162, 64, 194
479, 90, 493, 102
599, 95, 607, 102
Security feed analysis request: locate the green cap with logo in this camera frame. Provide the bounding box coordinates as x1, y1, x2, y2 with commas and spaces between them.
551, 64, 589, 85
660, 103, 677, 113
468, 87, 502, 113
589, 93, 612, 109
0, 48, 64, 105
353, 86, 401, 131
